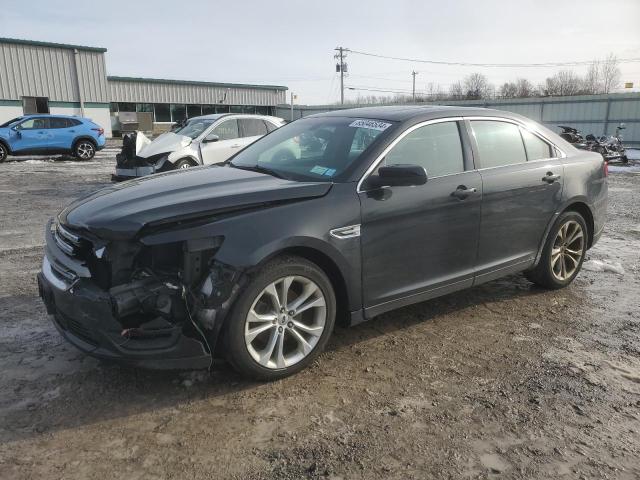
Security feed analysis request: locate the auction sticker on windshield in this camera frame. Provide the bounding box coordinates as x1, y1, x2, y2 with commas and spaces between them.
348, 119, 392, 131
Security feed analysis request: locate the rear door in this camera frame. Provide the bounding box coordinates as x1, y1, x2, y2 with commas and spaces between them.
238, 118, 269, 148
200, 118, 241, 164
359, 119, 482, 313
48, 117, 74, 149
467, 118, 564, 282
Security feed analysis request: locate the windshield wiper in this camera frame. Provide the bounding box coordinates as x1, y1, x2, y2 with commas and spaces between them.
228, 163, 287, 180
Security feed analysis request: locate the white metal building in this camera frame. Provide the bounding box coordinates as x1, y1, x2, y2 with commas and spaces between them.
0, 38, 288, 137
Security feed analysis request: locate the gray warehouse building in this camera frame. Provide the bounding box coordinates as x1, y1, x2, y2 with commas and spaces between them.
0, 37, 287, 137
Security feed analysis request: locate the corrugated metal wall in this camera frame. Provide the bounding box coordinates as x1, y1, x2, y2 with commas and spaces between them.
108, 78, 286, 106
277, 93, 640, 145
0, 42, 109, 103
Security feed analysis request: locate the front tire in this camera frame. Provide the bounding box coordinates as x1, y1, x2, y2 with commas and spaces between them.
525, 211, 588, 289
0, 143, 7, 162
74, 140, 96, 160
174, 158, 197, 169
224, 255, 336, 380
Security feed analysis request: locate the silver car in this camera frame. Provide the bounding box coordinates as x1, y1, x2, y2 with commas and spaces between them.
114, 114, 285, 179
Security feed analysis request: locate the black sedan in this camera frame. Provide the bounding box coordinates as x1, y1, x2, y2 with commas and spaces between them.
38, 106, 608, 379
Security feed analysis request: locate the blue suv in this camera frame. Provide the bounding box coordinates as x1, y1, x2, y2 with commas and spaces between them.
0, 114, 106, 162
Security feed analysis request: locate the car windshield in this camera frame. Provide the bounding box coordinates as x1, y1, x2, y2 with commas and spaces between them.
0, 117, 23, 128
173, 118, 215, 139
229, 117, 395, 181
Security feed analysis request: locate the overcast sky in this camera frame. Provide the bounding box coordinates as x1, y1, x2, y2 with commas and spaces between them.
1, 0, 639, 105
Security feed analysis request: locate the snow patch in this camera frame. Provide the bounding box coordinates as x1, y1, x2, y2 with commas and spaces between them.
582, 259, 625, 275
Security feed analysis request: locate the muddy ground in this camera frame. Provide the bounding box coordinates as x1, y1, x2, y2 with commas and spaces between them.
0, 152, 639, 480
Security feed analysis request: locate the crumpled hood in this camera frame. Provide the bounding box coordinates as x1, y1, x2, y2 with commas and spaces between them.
137, 132, 192, 158
60, 166, 332, 240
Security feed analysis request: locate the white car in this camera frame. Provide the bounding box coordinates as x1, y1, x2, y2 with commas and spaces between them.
114, 114, 286, 179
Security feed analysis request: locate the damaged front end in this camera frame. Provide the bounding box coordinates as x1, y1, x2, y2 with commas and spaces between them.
37, 219, 243, 370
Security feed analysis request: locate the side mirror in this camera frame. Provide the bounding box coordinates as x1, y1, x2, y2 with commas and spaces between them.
11, 124, 21, 131
203, 133, 219, 143
367, 164, 427, 188
618, 123, 626, 130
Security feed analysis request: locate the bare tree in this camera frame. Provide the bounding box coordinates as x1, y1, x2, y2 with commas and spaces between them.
449, 81, 464, 100
544, 70, 583, 96
499, 82, 518, 98
601, 53, 621, 93
583, 60, 602, 94
463, 73, 493, 99
515, 78, 535, 97
425, 82, 446, 101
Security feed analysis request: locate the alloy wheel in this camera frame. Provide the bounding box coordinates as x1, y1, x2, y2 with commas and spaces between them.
244, 275, 327, 369
179, 163, 191, 169
550, 220, 585, 281
0, 144, 6, 162
77, 142, 95, 159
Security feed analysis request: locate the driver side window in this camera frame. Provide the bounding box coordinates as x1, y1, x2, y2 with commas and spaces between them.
383, 121, 464, 178
19, 118, 50, 129
211, 119, 239, 140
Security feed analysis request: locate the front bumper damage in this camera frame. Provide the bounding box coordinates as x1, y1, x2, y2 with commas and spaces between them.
37, 219, 242, 370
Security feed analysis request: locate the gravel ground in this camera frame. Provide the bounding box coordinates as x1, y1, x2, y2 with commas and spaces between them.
0, 153, 639, 479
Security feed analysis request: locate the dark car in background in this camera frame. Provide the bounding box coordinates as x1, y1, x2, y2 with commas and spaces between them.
37, 106, 607, 380
0, 114, 106, 162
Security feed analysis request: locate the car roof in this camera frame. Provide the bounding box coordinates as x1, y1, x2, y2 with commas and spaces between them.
306, 105, 519, 122
190, 113, 284, 122
20, 113, 87, 120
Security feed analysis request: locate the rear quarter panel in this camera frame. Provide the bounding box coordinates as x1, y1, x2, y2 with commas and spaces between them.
561, 150, 608, 242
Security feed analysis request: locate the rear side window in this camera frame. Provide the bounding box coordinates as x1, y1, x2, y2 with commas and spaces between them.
521, 128, 553, 161
265, 121, 279, 133
471, 120, 527, 168
211, 119, 239, 140
49, 118, 70, 128
240, 118, 268, 137
383, 121, 464, 178
70, 118, 82, 126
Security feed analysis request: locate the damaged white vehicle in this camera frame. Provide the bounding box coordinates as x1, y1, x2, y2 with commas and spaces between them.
113, 114, 285, 180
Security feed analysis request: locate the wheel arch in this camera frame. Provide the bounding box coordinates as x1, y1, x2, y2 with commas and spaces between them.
532, 199, 596, 268
0, 137, 11, 154
257, 245, 351, 326
72, 136, 97, 149
172, 156, 200, 167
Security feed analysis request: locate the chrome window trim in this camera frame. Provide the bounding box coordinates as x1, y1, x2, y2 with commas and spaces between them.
356, 117, 464, 193
464, 116, 567, 162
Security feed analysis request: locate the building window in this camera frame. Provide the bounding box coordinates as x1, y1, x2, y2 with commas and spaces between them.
109, 102, 119, 113
242, 106, 256, 114
202, 105, 216, 115
187, 105, 202, 118
154, 104, 171, 122
22, 96, 49, 114
118, 103, 136, 112
137, 103, 154, 112
171, 104, 186, 122
216, 105, 230, 114
230, 105, 243, 113
255, 106, 269, 115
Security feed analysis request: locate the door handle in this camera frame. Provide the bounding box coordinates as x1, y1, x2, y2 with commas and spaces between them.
542, 172, 561, 183
451, 185, 477, 200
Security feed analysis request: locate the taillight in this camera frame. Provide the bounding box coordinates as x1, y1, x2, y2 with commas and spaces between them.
92, 127, 104, 136
603, 160, 609, 177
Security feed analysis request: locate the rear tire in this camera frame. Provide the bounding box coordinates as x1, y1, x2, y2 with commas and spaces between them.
224, 255, 336, 381
0, 143, 7, 162
525, 211, 588, 289
73, 140, 96, 160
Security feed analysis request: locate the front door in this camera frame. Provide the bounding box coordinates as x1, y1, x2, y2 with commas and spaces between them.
200, 118, 242, 165
359, 120, 482, 314
12, 117, 51, 153
468, 119, 565, 282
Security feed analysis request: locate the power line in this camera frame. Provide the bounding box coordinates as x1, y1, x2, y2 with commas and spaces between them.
347, 48, 640, 68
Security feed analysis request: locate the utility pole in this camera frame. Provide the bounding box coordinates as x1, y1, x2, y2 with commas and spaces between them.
290, 92, 297, 121
411, 71, 418, 102
335, 47, 348, 105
